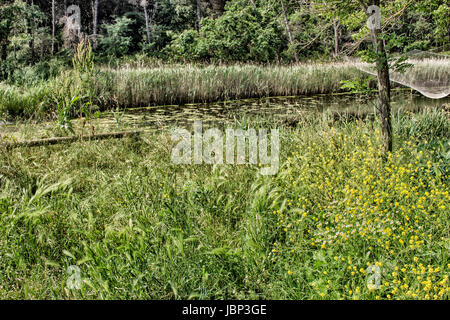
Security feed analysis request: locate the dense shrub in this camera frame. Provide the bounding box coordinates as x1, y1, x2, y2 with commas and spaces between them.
166, 1, 285, 62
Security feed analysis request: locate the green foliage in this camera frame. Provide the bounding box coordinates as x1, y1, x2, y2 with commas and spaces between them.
389, 55, 413, 74
287, 6, 334, 59
0, 0, 47, 80
432, 4, 450, 47
0, 62, 367, 119
340, 77, 372, 95
358, 48, 414, 74
167, 0, 284, 62
5, 57, 70, 86
99, 16, 134, 58
0, 111, 448, 299
165, 29, 201, 60
1, 0, 449, 69
51, 40, 99, 130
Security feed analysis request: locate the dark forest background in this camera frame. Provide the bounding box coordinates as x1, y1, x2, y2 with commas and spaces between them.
0, 0, 448, 84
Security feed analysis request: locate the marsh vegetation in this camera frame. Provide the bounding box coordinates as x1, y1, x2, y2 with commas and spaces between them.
0, 0, 449, 300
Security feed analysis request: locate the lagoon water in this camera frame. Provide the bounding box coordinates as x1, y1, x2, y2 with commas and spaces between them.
2, 89, 449, 141
100, 89, 450, 130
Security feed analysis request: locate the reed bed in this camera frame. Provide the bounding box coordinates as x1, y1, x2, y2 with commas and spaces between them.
2, 59, 448, 119
97, 63, 363, 107
356, 58, 450, 99
1, 63, 364, 119
396, 59, 450, 90
0, 83, 50, 118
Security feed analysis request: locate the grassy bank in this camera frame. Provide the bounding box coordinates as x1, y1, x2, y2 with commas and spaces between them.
0, 63, 365, 119
0, 110, 448, 299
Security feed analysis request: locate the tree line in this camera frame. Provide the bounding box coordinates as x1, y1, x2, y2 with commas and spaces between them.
0, 0, 448, 73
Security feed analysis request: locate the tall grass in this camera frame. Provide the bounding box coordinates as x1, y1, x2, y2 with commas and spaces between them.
1, 63, 364, 119
0, 112, 448, 299
0, 83, 50, 118
97, 63, 364, 107
356, 58, 450, 99
2, 58, 449, 119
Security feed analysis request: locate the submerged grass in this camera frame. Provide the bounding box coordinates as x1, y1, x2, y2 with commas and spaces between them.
0, 110, 448, 299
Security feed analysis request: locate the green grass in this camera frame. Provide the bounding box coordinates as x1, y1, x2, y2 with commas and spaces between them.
0, 110, 448, 299
97, 63, 364, 107
1, 62, 365, 119
0, 83, 51, 119
4, 58, 448, 120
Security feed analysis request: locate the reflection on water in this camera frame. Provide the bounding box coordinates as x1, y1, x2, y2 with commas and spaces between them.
1, 90, 449, 141
101, 90, 449, 130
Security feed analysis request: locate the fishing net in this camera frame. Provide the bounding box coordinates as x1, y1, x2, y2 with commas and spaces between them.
355, 50, 450, 99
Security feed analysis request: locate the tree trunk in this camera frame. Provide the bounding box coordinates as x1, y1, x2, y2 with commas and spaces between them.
143, 4, 151, 44
369, 1, 392, 155
52, 0, 56, 54
249, 0, 257, 10
92, 0, 99, 46
1, 38, 8, 61
196, 0, 202, 30
27, 24, 35, 61
333, 18, 339, 57
26, 0, 35, 62
2, 130, 142, 149
281, 0, 299, 63
0, 37, 8, 79
209, 0, 226, 16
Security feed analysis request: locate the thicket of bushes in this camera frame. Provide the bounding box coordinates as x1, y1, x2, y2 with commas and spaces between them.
1, 0, 448, 84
